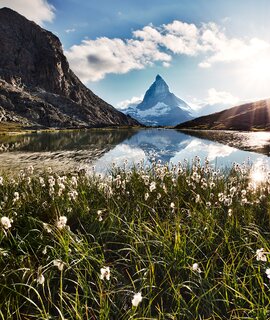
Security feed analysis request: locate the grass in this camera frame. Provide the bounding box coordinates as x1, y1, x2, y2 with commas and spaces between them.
0, 122, 25, 134
0, 159, 270, 319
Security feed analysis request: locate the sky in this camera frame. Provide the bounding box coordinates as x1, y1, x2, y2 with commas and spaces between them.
1, 0, 270, 111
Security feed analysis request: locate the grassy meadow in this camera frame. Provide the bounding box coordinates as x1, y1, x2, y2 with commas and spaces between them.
1, 158, 270, 319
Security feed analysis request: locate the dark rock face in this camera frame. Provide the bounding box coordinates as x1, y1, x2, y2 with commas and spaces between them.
122, 75, 193, 126
0, 7, 138, 128
176, 99, 270, 131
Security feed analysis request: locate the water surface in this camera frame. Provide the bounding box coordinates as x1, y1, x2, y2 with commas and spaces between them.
0, 129, 269, 172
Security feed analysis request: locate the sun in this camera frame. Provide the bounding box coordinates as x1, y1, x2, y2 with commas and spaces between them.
249, 158, 267, 187
246, 55, 270, 84
250, 168, 265, 184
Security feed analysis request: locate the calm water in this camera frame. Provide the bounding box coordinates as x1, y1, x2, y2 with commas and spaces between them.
0, 128, 270, 172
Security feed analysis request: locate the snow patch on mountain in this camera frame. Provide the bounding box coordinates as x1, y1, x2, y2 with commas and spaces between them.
136, 102, 171, 117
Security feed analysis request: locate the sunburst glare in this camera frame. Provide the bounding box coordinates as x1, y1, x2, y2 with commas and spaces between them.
243, 54, 270, 92
249, 159, 267, 186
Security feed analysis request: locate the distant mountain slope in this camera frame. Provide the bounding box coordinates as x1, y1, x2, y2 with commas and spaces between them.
176, 99, 270, 131
121, 75, 193, 126
0, 7, 138, 128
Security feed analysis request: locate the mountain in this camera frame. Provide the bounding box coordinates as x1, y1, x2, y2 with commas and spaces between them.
121, 75, 193, 126
176, 98, 270, 131
0, 7, 138, 129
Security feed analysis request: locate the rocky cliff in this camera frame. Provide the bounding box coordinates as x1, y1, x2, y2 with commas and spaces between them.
0, 7, 138, 128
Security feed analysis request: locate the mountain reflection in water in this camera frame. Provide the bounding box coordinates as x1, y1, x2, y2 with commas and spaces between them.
0, 129, 269, 173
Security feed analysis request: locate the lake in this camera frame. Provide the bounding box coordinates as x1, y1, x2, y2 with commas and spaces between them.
0, 128, 270, 173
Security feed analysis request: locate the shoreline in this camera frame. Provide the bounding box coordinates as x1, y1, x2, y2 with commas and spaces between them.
0, 123, 143, 136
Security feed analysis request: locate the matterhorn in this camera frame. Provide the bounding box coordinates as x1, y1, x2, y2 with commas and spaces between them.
122, 75, 193, 126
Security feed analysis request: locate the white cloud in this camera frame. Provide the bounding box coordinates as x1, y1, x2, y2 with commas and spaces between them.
206, 144, 236, 161
205, 88, 239, 105
94, 144, 147, 173
202, 37, 270, 66
117, 96, 143, 109
65, 28, 76, 33
198, 62, 211, 68
171, 139, 237, 164
163, 61, 171, 68
65, 19, 270, 82
187, 88, 239, 115
0, 0, 55, 25
65, 36, 171, 82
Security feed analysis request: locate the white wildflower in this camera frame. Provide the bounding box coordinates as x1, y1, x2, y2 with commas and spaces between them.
37, 273, 45, 285
71, 176, 78, 188
209, 182, 215, 189
56, 216, 67, 230
39, 177, 45, 187
170, 202, 175, 209
142, 175, 149, 186
13, 192, 19, 203
68, 190, 78, 201
0, 177, 3, 186
27, 165, 34, 175
230, 186, 236, 195
58, 183, 65, 196
97, 210, 103, 221
58, 183, 65, 190
228, 209, 233, 217
100, 266, 110, 280
256, 248, 267, 262
224, 197, 232, 207
53, 259, 65, 271
1, 216, 12, 230
49, 186, 55, 196
195, 194, 200, 203
218, 193, 224, 202
132, 292, 142, 307
201, 182, 207, 190
266, 268, 270, 279
0, 248, 8, 256
48, 176, 55, 187
192, 262, 202, 273
145, 193, 149, 201
149, 181, 156, 192
43, 222, 52, 233
241, 189, 247, 197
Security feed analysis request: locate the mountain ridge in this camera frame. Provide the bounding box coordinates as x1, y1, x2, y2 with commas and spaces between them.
0, 7, 138, 129
176, 98, 270, 131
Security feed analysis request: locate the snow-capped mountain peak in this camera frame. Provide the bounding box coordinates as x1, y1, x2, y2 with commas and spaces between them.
121, 75, 193, 126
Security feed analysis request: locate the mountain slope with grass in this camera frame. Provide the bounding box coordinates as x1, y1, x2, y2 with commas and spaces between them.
176, 98, 270, 130
0, 7, 138, 129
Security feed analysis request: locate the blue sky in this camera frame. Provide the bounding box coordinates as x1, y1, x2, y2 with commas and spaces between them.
2, 0, 270, 110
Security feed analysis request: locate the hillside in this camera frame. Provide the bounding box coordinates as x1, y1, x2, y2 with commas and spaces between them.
176, 99, 270, 131
0, 8, 138, 129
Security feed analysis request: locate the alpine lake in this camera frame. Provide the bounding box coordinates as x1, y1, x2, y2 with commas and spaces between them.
0, 128, 270, 173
